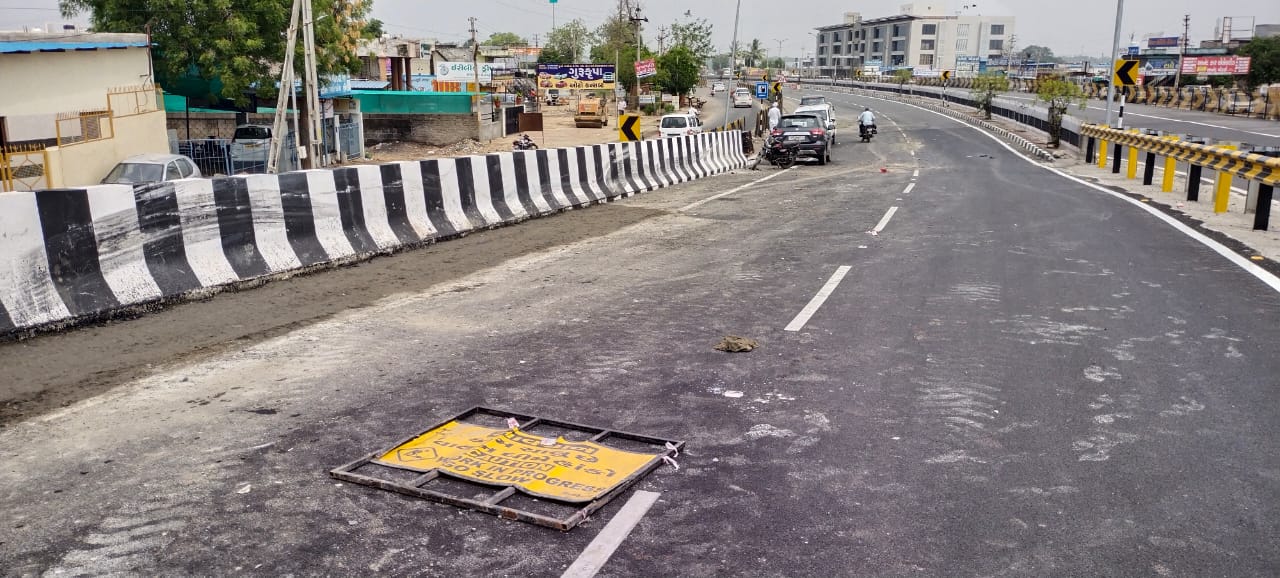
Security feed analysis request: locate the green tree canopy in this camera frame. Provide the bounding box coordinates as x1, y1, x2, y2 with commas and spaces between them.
1237, 35, 1280, 90
589, 3, 650, 93
669, 18, 713, 63
538, 18, 592, 64
1020, 45, 1058, 63
971, 71, 1010, 119
486, 31, 528, 47
60, 0, 378, 104
655, 44, 699, 96
1035, 75, 1087, 146
743, 38, 764, 67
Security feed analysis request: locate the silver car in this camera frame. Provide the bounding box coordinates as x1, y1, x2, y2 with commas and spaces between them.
101, 153, 202, 185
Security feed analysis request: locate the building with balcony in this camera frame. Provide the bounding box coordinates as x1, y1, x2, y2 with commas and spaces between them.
813, 4, 1015, 78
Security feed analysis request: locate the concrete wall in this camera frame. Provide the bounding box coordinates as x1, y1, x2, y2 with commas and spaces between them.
362, 113, 480, 145
45, 109, 170, 187
0, 47, 153, 141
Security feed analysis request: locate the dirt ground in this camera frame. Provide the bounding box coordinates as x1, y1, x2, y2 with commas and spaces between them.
363, 89, 721, 163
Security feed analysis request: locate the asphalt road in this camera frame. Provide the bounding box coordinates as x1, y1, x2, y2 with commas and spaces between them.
820, 80, 1280, 147
3, 93, 1279, 576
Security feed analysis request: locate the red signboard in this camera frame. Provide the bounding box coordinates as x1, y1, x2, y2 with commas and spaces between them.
1180, 56, 1251, 76
634, 58, 656, 79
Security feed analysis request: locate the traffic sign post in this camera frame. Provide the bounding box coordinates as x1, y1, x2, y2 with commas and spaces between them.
754, 81, 769, 100
1113, 60, 1138, 130
619, 114, 641, 142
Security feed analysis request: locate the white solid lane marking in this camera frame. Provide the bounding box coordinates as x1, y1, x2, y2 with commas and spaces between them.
903, 183, 916, 194
679, 169, 792, 211
873, 206, 900, 233
784, 266, 853, 332
561, 491, 661, 578
913, 169, 920, 178
857, 93, 1280, 294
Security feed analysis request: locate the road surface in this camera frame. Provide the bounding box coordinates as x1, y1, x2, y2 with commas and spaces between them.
2, 92, 1278, 576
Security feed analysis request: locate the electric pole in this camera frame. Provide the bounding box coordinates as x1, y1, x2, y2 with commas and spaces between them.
628, 4, 648, 110
1173, 14, 1189, 90
657, 26, 668, 56
469, 17, 479, 89
300, 0, 322, 169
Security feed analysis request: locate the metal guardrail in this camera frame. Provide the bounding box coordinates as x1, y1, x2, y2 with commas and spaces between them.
1081, 124, 1280, 230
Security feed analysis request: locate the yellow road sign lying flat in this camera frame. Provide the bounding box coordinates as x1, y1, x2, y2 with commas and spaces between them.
375, 420, 660, 502
619, 113, 641, 142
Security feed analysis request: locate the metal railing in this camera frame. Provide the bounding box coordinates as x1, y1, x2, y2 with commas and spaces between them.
1, 143, 51, 192
1082, 124, 1280, 231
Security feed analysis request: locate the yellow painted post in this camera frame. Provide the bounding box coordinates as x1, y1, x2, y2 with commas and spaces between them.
1125, 129, 1140, 179
1161, 136, 1179, 192
1213, 145, 1237, 213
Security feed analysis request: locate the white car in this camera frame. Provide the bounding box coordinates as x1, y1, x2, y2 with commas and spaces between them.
732, 88, 753, 108
101, 153, 202, 185
659, 113, 703, 138
712, 81, 726, 93
794, 103, 838, 144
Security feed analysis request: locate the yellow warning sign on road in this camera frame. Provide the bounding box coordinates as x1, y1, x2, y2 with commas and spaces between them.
618, 114, 641, 141
375, 421, 660, 502
1113, 59, 1139, 86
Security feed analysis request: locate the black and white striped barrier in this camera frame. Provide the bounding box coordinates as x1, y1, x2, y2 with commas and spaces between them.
0, 132, 748, 337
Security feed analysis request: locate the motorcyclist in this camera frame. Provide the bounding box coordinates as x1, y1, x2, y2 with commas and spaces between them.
858, 107, 876, 137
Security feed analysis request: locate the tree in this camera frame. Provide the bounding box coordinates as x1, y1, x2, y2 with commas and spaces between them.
656, 44, 699, 96
669, 18, 713, 64
540, 19, 592, 63
1237, 35, 1280, 90
1035, 76, 1086, 147
971, 72, 1010, 119
710, 53, 732, 71
589, 2, 649, 93
1020, 45, 1057, 63
892, 68, 913, 92
61, 0, 378, 104
744, 38, 764, 67
486, 32, 528, 47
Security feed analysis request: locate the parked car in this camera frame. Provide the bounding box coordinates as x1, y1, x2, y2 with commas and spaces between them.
770, 114, 831, 165
794, 103, 838, 144
659, 113, 703, 138
230, 124, 272, 172
1224, 92, 1253, 115
101, 153, 201, 185
732, 88, 753, 108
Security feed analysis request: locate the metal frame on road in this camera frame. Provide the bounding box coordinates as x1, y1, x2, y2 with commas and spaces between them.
330, 406, 683, 531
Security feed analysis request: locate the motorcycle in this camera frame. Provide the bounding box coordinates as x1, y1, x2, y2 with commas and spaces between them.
512, 134, 538, 151
859, 122, 878, 143
756, 135, 799, 169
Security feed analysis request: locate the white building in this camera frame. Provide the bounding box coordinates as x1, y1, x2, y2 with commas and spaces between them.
814, 4, 1016, 78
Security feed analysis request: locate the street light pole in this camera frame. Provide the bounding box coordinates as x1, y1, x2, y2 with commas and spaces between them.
722, 0, 742, 119
1104, 0, 1124, 127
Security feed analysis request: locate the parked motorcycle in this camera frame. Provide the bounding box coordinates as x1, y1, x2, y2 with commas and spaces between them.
859, 122, 878, 143
757, 135, 799, 169
512, 134, 538, 151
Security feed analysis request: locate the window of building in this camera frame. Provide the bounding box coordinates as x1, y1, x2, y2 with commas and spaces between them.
892, 24, 902, 37
872, 42, 882, 53
819, 57, 828, 66
819, 33, 827, 43
891, 40, 903, 52
920, 39, 935, 50
956, 23, 970, 37
955, 38, 969, 51
989, 39, 1004, 50
873, 27, 882, 39
919, 54, 935, 66
891, 55, 905, 66
833, 31, 842, 42
833, 44, 842, 54
819, 46, 826, 54
991, 24, 1005, 35
922, 23, 937, 35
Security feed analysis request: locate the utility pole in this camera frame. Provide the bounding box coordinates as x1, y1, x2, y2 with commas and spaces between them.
469, 17, 479, 89
628, 4, 648, 110
1104, 0, 1124, 128
721, 0, 741, 119
657, 26, 668, 55
1173, 14, 1189, 90
267, 0, 302, 174
300, 0, 323, 168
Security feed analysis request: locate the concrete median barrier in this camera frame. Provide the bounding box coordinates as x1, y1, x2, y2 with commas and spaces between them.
0, 131, 748, 338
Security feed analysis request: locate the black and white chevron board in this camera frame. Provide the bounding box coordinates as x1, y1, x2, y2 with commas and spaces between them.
0, 132, 748, 336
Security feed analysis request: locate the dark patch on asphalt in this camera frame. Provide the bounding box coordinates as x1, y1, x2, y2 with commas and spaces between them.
1088, 177, 1280, 278
246, 408, 278, 415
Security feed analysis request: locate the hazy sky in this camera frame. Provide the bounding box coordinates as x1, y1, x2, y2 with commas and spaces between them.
5, 0, 1278, 58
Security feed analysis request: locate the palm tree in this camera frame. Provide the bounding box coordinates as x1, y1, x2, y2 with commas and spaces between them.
744, 38, 765, 67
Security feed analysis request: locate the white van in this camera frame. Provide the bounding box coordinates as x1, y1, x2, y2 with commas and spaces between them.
659, 113, 703, 138
793, 103, 838, 144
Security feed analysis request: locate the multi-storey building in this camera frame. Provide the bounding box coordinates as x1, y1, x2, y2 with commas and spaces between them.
813, 4, 1015, 77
